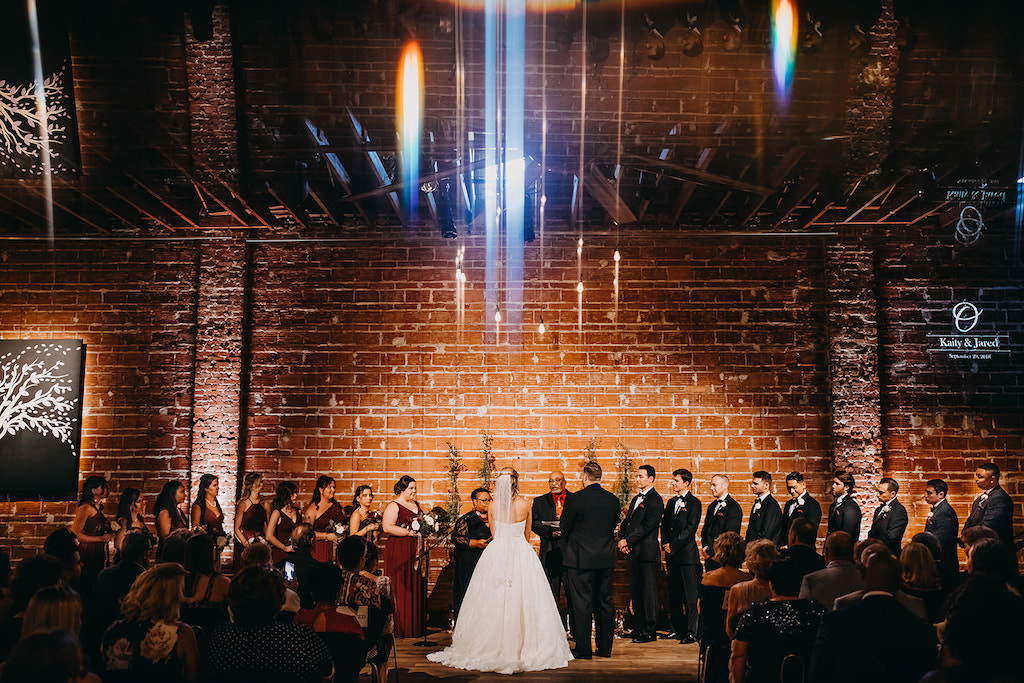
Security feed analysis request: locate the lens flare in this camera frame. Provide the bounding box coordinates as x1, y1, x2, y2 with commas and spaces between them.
771, 0, 797, 101
396, 41, 424, 216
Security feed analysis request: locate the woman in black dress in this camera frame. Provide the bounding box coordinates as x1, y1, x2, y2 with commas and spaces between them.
266, 481, 301, 566
71, 475, 112, 589
114, 488, 155, 562
154, 481, 188, 556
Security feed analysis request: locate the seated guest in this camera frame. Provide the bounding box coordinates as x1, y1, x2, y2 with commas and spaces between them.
238, 542, 301, 615
911, 531, 943, 567
294, 563, 364, 683
729, 558, 826, 683
338, 536, 394, 683
959, 524, 998, 556
0, 548, 11, 622
967, 538, 1018, 584
180, 533, 230, 634
289, 523, 322, 609
19, 584, 82, 638
810, 552, 936, 683
699, 532, 748, 683
725, 539, 778, 637
0, 630, 101, 683
798, 531, 860, 610
204, 564, 333, 682
156, 529, 191, 565
780, 518, 825, 583
900, 541, 946, 623
0, 554, 64, 660
94, 530, 150, 635
100, 563, 199, 683
43, 528, 83, 589
832, 545, 927, 620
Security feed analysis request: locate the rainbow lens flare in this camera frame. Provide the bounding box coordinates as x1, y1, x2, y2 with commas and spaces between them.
771, 0, 797, 101
396, 41, 424, 217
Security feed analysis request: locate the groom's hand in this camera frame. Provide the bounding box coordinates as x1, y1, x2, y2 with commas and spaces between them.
662, 543, 671, 555
699, 547, 708, 561
618, 539, 629, 554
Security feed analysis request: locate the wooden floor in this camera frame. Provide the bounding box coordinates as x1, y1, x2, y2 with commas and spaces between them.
387, 630, 700, 681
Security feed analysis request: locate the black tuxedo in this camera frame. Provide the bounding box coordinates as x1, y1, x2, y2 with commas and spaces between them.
532, 491, 573, 631
962, 486, 1014, 546
561, 482, 621, 657
661, 493, 702, 637
620, 489, 664, 637
782, 493, 822, 543
827, 495, 862, 540
924, 498, 959, 586
745, 493, 784, 545
867, 498, 908, 554
700, 495, 742, 571
810, 594, 937, 683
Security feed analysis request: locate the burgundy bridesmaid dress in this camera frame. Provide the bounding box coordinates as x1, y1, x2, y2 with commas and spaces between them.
384, 503, 426, 638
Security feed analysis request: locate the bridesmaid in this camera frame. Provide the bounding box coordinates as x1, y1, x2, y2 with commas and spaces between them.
114, 487, 154, 560
154, 480, 189, 553
382, 475, 426, 638
191, 473, 225, 534
234, 472, 270, 548
71, 475, 112, 589
266, 481, 300, 565
304, 475, 346, 564
348, 485, 381, 542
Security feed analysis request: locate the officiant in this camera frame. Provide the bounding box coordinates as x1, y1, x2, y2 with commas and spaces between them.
532, 471, 574, 635
452, 487, 493, 618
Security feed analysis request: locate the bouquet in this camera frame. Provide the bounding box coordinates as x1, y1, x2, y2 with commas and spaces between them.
192, 524, 229, 549
248, 534, 267, 545
333, 521, 348, 537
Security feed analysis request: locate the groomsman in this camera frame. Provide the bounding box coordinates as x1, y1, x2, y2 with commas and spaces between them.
827, 471, 862, 540
451, 488, 492, 618
618, 465, 664, 644
561, 461, 621, 660
783, 472, 822, 543
962, 462, 1014, 546
867, 477, 908, 554
745, 471, 783, 545
923, 478, 959, 587
700, 474, 742, 571
532, 471, 573, 633
661, 468, 702, 643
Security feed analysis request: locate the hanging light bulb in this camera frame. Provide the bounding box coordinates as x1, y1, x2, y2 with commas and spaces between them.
614, 250, 620, 262
576, 281, 584, 294
494, 310, 501, 323
538, 318, 546, 335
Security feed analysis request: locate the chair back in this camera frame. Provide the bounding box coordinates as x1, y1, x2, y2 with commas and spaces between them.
780, 653, 805, 683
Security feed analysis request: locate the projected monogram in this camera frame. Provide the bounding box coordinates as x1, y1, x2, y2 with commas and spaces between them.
954, 206, 984, 245
0, 342, 79, 454
952, 301, 982, 333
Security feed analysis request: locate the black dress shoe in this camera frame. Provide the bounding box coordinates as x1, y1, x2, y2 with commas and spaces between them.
570, 648, 592, 660
595, 651, 612, 658
679, 634, 698, 644
633, 633, 656, 644
661, 631, 678, 640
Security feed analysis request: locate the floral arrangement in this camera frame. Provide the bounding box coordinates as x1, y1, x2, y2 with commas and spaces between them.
584, 436, 599, 465
333, 521, 348, 537
479, 432, 495, 489
402, 506, 452, 538
248, 534, 266, 545
616, 441, 635, 511
192, 524, 228, 549
446, 440, 465, 524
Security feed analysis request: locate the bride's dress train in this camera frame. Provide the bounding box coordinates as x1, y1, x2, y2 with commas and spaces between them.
426, 517, 573, 674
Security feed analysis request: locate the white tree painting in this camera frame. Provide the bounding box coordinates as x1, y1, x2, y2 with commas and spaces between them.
0, 60, 76, 176
0, 342, 80, 455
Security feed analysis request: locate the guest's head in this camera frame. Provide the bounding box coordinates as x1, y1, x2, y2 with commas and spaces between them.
78, 475, 108, 506
9, 554, 64, 612
968, 539, 1017, 580
499, 467, 520, 495
184, 532, 217, 578
924, 478, 947, 505
856, 541, 890, 570
20, 584, 81, 638
119, 529, 150, 567
471, 488, 492, 514
238, 472, 263, 504
289, 523, 315, 553
362, 538, 380, 573
393, 475, 416, 499
900, 542, 940, 590
745, 539, 780, 580
582, 461, 602, 483
157, 529, 191, 564
862, 550, 902, 593
0, 547, 11, 591
43, 528, 81, 585
710, 474, 730, 498
121, 563, 186, 623
305, 562, 343, 606
750, 471, 772, 497
787, 518, 816, 548
154, 480, 186, 517
636, 465, 655, 492
0, 630, 89, 683
974, 462, 1000, 491
822, 531, 854, 564
116, 487, 142, 523
830, 470, 855, 498
229, 564, 285, 628
549, 471, 566, 494
943, 574, 1024, 678
313, 475, 337, 505
910, 532, 941, 564
671, 469, 692, 495
960, 525, 999, 554
767, 558, 803, 598
239, 541, 273, 569
273, 480, 298, 510
875, 477, 899, 503
195, 473, 221, 507
713, 531, 745, 569
338, 536, 368, 571
353, 485, 374, 509
785, 472, 806, 498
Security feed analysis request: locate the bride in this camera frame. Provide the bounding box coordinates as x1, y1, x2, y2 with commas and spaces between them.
427, 467, 573, 674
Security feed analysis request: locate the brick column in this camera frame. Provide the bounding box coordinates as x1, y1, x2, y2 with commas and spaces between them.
185, 4, 238, 180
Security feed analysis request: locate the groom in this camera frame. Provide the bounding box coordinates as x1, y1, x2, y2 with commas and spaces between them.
561, 461, 621, 660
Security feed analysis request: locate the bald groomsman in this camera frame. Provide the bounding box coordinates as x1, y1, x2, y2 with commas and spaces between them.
745, 471, 783, 545
532, 471, 573, 633
827, 471, 862, 540
700, 474, 742, 571
962, 462, 1014, 546
783, 472, 822, 544
867, 477, 908, 554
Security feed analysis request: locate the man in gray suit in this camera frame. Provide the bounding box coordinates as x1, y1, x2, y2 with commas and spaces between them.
798, 531, 861, 610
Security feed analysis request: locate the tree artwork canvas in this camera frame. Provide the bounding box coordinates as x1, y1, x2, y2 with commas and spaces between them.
0, 340, 85, 500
